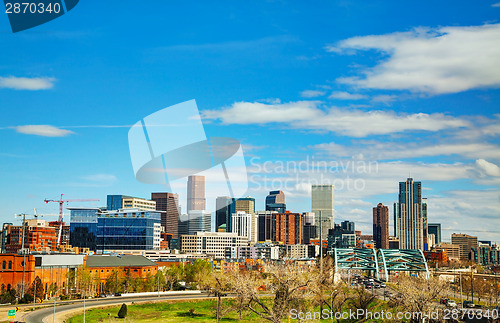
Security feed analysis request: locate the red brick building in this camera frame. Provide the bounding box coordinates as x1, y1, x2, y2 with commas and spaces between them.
272, 212, 302, 245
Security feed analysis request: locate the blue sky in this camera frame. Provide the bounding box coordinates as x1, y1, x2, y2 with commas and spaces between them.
1, 1, 499, 242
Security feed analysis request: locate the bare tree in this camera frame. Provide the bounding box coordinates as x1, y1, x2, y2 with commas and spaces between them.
246, 263, 315, 323
396, 275, 450, 322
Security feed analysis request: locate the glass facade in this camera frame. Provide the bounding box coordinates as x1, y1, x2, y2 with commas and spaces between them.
70, 208, 99, 250
70, 208, 160, 251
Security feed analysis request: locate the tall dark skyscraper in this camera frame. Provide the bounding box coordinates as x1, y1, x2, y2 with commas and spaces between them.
265, 190, 286, 213
151, 192, 180, 239
428, 223, 442, 245
373, 203, 389, 249
397, 178, 424, 250
215, 196, 232, 230
187, 175, 206, 212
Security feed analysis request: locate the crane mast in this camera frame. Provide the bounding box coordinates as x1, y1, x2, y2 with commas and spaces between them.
44, 193, 99, 244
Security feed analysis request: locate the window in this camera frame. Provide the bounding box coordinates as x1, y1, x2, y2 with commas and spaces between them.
8, 261, 12, 269
2, 261, 5, 269
7, 284, 11, 291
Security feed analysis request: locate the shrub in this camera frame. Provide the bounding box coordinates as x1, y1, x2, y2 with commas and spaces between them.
118, 303, 127, 318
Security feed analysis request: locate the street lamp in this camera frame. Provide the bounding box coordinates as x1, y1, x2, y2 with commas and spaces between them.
330, 289, 337, 323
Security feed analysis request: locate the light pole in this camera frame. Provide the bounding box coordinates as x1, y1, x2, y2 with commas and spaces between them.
459, 271, 463, 308
33, 277, 37, 310
330, 289, 337, 323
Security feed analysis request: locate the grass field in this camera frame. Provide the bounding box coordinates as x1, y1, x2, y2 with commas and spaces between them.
65, 296, 401, 323
66, 298, 265, 323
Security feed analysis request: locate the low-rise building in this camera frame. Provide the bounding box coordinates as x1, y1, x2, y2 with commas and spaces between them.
180, 232, 247, 258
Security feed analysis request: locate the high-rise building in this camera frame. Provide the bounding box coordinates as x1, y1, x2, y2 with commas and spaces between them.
373, 203, 389, 249
327, 223, 356, 250
231, 211, 258, 244
187, 210, 211, 234
428, 223, 442, 245
106, 195, 156, 211
272, 212, 302, 245
311, 185, 334, 239
302, 212, 317, 244
215, 196, 232, 231
257, 211, 276, 242
151, 192, 180, 239
451, 233, 478, 261
234, 197, 255, 214
397, 178, 424, 250
187, 175, 206, 212
265, 190, 286, 213
393, 202, 398, 238
422, 198, 428, 250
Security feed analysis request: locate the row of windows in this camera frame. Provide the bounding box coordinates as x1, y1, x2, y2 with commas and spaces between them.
1, 261, 12, 270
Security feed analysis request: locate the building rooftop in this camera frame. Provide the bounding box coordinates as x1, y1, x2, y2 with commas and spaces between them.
86, 255, 157, 267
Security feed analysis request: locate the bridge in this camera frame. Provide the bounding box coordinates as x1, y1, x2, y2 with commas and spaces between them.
332, 248, 430, 281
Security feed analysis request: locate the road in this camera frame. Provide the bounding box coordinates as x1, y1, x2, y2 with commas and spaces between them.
24, 292, 210, 323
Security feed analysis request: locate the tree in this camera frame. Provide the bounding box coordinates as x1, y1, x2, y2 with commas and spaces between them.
347, 286, 376, 314
0, 288, 17, 304
395, 275, 450, 322
117, 303, 127, 318
165, 265, 184, 290
105, 269, 124, 294
247, 263, 315, 323
144, 272, 155, 292
26, 276, 44, 302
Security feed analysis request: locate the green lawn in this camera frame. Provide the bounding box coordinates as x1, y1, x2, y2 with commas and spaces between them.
66, 296, 402, 323
66, 298, 265, 323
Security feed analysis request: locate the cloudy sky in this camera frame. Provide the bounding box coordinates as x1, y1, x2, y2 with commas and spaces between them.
0, 1, 499, 242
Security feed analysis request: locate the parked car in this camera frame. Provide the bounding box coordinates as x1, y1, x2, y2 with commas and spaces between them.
380, 283, 386, 288
463, 300, 475, 308
114, 293, 122, 297
446, 300, 457, 308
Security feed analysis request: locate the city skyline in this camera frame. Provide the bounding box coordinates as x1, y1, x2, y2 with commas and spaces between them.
0, 1, 499, 242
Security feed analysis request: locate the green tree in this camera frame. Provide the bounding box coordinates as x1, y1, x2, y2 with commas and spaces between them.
104, 268, 124, 294
144, 272, 155, 292
26, 276, 44, 302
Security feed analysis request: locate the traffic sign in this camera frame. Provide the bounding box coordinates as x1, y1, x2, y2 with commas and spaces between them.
8, 309, 15, 319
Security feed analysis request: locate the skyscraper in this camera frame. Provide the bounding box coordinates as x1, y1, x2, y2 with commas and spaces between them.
422, 198, 428, 249
373, 203, 389, 249
428, 223, 442, 244
231, 211, 258, 243
234, 197, 255, 214
311, 185, 334, 239
215, 196, 232, 230
151, 192, 180, 239
272, 212, 302, 245
397, 178, 423, 250
187, 175, 206, 212
265, 190, 286, 213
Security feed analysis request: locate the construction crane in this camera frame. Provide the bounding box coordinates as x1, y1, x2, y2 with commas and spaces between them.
44, 193, 99, 244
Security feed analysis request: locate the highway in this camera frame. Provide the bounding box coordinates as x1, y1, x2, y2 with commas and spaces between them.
24, 292, 210, 323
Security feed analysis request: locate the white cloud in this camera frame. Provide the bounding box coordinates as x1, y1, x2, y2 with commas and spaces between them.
0, 76, 55, 90
492, 2, 500, 7
203, 101, 469, 137
300, 90, 325, 98
328, 24, 500, 94
313, 141, 500, 161
16, 125, 74, 137
329, 91, 367, 100
475, 159, 500, 177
